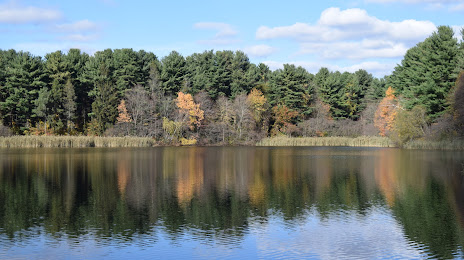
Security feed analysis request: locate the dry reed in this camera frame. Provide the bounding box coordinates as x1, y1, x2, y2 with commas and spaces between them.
0, 136, 156, 148
256, 136, 395, 147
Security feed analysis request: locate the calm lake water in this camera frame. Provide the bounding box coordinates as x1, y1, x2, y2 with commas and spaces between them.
0, 146, 463, 259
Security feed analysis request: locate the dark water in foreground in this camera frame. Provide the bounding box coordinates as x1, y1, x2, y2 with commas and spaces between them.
0, 147, 463, 259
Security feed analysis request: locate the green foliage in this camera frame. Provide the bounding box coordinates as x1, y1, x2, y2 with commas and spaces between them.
89, 80, 119, 135
162, 117, 183, 142
161, 51, 187, 96
270, 64, 313, 119
32, 87, 51, 120
0, 51, 46, 131
0, 26, 462, 141
315, 69, 347, 119
388, 26, 459, 120
391, 106, 427, 146
66, 49, 90, 130
186, 50, 217, 95
230, 50, 254, 97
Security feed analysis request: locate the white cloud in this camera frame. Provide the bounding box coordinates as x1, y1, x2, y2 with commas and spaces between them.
255, 7, 441, 77
194, 22, 239, 45
300, 40, 408, 60
54, 20, 99, 33
0, 4, 62, 24
243, 45, 278, 57
257, 8, 436, 42
339, 61, 397, 75
51, 20, 101, 42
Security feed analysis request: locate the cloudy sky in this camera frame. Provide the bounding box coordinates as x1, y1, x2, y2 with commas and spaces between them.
1, 0, 463, 77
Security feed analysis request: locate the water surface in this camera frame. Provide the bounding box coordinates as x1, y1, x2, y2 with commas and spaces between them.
0, 147, 463, 259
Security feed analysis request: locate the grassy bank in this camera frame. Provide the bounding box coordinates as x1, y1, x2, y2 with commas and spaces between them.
2, 135, 463, 150
0, 136, 156, 148
256, 136, 395, 147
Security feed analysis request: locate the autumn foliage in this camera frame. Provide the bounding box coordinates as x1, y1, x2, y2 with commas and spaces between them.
116, 100, 132, 123
247, 88, 267, 123
272, 104, 299, 136
374, 87, 398, 136
176, 92, 204, 130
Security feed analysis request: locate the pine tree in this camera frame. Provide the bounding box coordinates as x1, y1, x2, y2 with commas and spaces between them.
269, 64, 313, 119
0, 51, 46, 131
388, 26, 459, 121
63, 79, 77, 132
160, 51, 187, 96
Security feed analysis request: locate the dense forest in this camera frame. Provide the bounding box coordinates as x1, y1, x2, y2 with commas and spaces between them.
0, 25, 463, 145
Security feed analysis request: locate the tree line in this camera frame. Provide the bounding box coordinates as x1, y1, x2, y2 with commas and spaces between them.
0, 25, 463, 145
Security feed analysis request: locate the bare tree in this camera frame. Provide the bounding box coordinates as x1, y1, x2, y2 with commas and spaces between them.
232, 93, 253, 141
217, 96, 234, 144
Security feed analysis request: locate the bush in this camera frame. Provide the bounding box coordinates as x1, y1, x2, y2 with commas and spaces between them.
299, 118, 364, 137
331, 119, 363, 137
390, 106, 427, 146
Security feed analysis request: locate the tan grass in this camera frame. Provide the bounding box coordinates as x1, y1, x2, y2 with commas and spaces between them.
0, 136, 156, 148
256, 136, 395, 147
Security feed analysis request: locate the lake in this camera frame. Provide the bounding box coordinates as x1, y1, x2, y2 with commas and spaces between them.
0, 146, 463, 259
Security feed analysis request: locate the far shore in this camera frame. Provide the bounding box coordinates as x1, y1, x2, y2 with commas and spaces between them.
0, 135, 463, 150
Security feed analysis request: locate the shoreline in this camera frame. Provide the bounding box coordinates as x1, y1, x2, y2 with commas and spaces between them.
0, 135, 463, 150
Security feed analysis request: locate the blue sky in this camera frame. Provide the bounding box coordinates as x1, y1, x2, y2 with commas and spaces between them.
1, 0, 463, 77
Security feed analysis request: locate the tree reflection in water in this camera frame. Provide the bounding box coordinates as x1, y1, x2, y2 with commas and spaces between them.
0, 147, 463, 259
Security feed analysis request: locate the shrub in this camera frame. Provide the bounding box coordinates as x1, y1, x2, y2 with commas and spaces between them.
390, 106, 427, 146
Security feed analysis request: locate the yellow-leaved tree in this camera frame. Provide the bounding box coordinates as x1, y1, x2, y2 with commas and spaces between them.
374, 87, 399, 136
247, 88, 268, 129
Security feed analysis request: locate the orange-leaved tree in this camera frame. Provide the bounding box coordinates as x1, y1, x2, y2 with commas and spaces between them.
116, 99, 132, 123
175, 92, 204, 130
271, 104, 299, 136
374, 87, 399, 136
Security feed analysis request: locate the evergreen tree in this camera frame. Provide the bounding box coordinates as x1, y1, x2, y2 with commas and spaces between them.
213, 50, 234, 98
388, 26, 459, 120
90, 81, 118, 134
44, 50, 71, 132
136, 50, 158, 87
85, 49, 118, 134
0, 51, 46, 131
113, 48, 143, 94
32, 87, 51, 134
160, 51, 187, 96
186, 50, 217, 95
230, 51, 253, 97
66, 49, 91, 130
63, 78, 77, 132
315, 70, 346, 119
269, 64, 313, 119
342, 69, 373, 120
